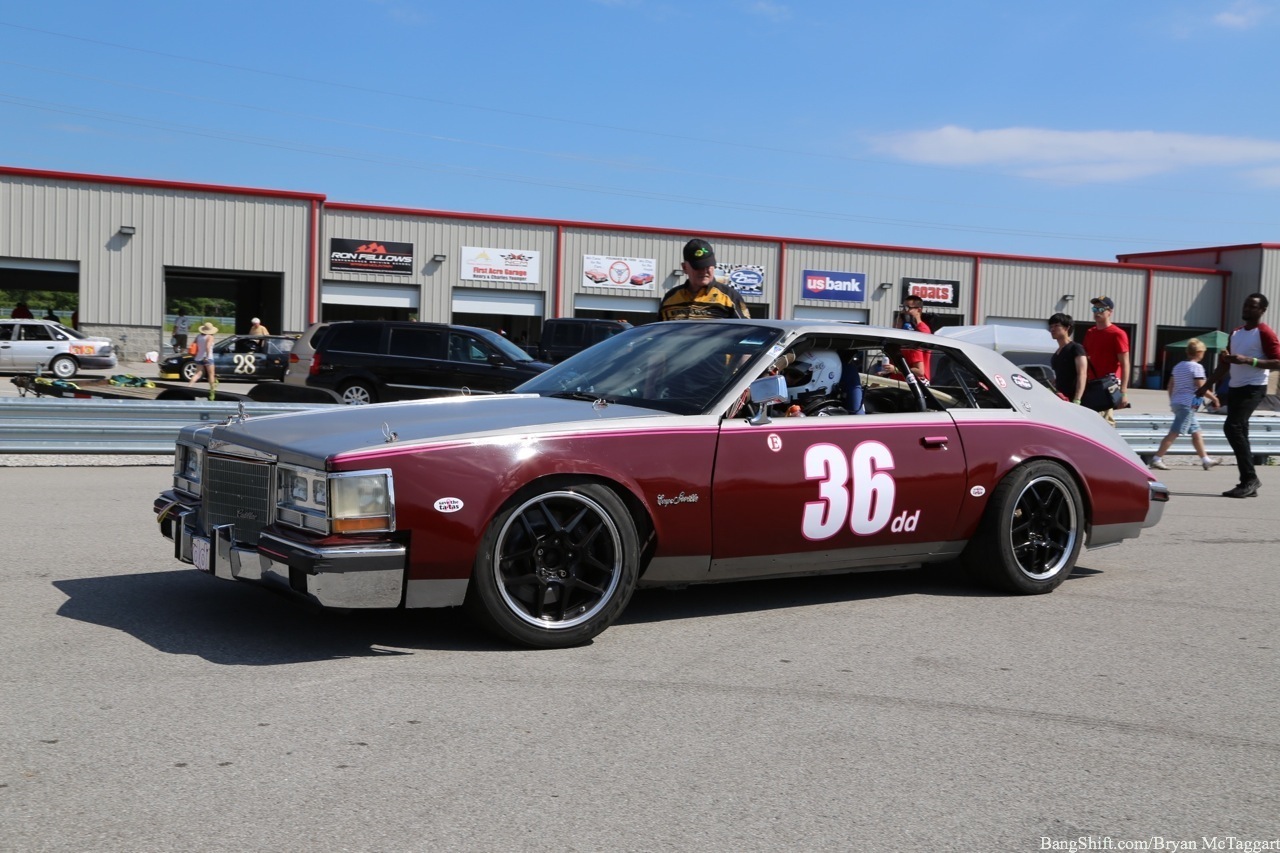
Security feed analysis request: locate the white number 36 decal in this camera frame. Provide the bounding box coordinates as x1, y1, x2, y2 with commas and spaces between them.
802, 442, 896, 539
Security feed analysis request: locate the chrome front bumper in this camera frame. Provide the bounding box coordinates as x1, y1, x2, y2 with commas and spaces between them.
155, 494, 407, 609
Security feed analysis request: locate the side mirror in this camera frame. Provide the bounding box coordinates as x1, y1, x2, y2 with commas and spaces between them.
745, 374, 787, 425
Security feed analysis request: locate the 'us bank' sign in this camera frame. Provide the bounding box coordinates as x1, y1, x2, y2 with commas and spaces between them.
802, 269, 865, 302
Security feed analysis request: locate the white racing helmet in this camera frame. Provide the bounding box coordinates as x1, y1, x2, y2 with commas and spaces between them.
785, 349, 842, 403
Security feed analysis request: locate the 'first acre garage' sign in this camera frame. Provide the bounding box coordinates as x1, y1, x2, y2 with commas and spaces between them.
330, 239, 415, 275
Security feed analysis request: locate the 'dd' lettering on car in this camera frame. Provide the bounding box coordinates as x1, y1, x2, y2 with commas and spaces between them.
802, 441, 917, 540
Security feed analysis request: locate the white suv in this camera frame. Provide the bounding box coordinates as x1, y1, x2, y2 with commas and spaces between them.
0, 319, 118, 378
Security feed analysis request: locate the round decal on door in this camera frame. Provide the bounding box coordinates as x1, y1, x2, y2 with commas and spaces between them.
767, 433, 783, 452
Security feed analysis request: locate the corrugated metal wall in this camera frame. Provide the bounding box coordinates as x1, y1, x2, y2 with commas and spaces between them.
4, 169, 1255, 359
787, 246, 974, 325
0, 174, 311, 328
322, 209, 558, 320
560, 229, 777, 315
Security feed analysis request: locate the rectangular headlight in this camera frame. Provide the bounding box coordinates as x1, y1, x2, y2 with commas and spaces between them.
173, 443, 203, 496
330, 471, 393, 534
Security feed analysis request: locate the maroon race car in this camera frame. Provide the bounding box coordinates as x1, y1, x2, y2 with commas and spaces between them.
154, 320, 1168, 648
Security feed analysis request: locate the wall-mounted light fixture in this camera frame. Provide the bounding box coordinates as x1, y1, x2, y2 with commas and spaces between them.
878, 282, 894, 290
118, 225, 137, 236
671, 268, 684, 277
1062, 293, 1075, 302
431, 253, 447, 263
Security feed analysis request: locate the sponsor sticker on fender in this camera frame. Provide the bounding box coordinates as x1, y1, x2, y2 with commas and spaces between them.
434, 497, 464, 513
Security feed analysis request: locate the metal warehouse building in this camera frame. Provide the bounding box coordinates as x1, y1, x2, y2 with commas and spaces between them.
3, 165, 1274, 386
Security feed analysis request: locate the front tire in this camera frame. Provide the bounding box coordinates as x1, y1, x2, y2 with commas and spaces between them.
963, 460, 1084, 594
467, 483, 639, 648
50, 355, 78, 379
181, 361, 203, 382
339, 380, 376, 405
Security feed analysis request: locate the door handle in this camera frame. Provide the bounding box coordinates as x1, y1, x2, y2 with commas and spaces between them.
920, 435, 950, 448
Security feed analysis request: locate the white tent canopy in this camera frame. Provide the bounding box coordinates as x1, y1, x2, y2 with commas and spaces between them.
935, 324, 1057, 356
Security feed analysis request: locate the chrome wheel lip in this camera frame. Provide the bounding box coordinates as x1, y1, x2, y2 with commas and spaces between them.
494, 490, 623, 631
1008, 475, 1078, 581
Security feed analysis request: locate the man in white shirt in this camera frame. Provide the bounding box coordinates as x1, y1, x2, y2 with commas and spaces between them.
1198, 293, 1280, 498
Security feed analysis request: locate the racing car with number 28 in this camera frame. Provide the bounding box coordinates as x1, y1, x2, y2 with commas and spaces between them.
153, 320, 1168, 648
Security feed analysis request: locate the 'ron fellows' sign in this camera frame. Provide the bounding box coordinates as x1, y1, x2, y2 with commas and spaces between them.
330, 238, 415, 275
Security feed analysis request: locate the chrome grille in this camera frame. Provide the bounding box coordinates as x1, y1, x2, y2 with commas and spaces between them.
203, 455, 274, 544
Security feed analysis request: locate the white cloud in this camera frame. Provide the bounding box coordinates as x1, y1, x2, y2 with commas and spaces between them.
871, 126, 1280, 183
1247, 166, 1280, 187
1213, 0, 1270, 29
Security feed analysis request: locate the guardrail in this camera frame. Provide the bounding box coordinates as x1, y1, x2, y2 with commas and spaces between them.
2, 398, 1279, 458
1114, 411, 1280, 459
0, 398, 326, 454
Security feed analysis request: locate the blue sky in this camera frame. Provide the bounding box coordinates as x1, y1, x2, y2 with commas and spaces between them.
1, 1, 1276, 261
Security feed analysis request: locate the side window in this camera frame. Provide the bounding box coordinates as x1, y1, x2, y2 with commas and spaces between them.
753, 335, 1007, 417
324, 325, 383, 354
0, 323, 15, 341
589, 324, 623, 345
448, 333, 495, 363
551, 324, 582, 349
389, 327, 445, 358
20, 324, 53, 341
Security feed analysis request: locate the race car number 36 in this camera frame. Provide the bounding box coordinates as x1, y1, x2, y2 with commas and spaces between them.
803, 441, 898, 539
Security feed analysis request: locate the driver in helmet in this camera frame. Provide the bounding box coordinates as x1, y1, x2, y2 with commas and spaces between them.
783, 349, 850, 416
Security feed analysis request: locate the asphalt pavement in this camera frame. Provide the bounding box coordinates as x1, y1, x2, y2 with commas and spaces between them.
1, 464, 1276, 851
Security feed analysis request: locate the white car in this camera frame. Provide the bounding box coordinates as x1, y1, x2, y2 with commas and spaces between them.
0, 319, 118, 378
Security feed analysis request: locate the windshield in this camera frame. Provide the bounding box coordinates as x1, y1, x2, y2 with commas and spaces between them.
51, 322, 88, 340
471, 327, 536, 362
516, 321, 785, 415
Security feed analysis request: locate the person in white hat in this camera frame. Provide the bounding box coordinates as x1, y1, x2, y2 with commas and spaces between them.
249, 317, 269, 336
188, 322, 218, 386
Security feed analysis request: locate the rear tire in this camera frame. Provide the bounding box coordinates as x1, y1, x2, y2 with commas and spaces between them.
466, 482, 639, 648
963, 460, 1084, 594
339, 380, 376, 405
50, 355, 78, 379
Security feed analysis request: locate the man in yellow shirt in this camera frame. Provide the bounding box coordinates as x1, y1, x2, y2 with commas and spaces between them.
659, 239, 751, 321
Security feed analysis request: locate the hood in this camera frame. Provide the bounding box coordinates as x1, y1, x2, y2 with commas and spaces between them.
200, 393, 674, 466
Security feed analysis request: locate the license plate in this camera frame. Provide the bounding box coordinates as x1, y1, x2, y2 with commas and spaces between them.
192, 537, 211, 573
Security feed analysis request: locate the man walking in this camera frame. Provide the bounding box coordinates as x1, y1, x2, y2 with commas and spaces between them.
1198, 293, 1280, 498
659, 239, 751, 321
1082, 296, 1130, 423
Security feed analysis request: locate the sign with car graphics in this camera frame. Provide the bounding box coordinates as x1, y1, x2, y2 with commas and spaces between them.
330, 238, 415, 275
463, 246, 542, 285
719, 264, 766, 297
582, 254, 656, 290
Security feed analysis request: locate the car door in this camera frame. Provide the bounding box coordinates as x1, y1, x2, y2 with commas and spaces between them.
445, 331, 513, 394
0, 322, 16, 370
10, 322, 59, 371
384, 325, 448, 397
708, 343, 969, 581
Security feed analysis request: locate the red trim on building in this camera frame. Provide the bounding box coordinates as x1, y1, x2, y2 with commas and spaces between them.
308, 198, 321, 325
776, 241, 787, 318
1, 165, 326, 202
1118, 243, 1280, 262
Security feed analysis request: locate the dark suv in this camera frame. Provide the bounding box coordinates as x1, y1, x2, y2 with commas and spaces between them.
535, 318, 633, 363
284, 321, 552, 404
